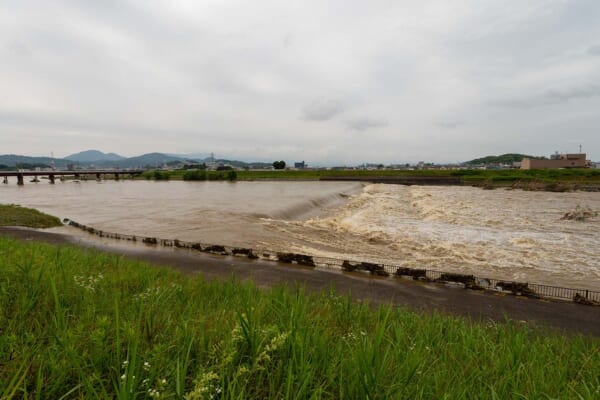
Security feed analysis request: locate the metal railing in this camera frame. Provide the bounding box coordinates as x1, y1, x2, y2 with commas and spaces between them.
312, 257, 599, 303
63, 218, 600, 305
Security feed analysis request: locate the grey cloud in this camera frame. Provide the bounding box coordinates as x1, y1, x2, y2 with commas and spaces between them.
436, 120, 464, 129
489, 85, 600, 108
7, 41, 31, 57
588, 44, 600, 55
347, 117, 388, 132
544, 85, 600, 102
302, 98, 344, 121
283, 33, 293, 47
1, 1, 600, 163
0, 110, 186, 138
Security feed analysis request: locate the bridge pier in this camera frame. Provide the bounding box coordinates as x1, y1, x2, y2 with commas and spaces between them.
17, 174, 24, 185
115, 173, 120, 181
49, 174, 55, 184
2, 177, 7, 184
96, 173, 101, 181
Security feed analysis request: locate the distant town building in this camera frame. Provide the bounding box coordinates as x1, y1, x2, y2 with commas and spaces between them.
294, 161, 306, 169
521, 153, 590, 169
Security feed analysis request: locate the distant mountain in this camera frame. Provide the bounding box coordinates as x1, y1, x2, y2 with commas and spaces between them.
66, 150, 125, 162
115, 153, 186, 168
211, 159, 272, 169
166, 152, 210, 160
0, 151, 275, 170
465, 153, 542, 165
0, 154, 72, 168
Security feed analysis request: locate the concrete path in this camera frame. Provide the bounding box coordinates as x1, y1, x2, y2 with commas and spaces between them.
2, 227, 599, 337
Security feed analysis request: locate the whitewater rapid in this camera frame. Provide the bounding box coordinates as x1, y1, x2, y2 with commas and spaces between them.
260, 184, 600, 290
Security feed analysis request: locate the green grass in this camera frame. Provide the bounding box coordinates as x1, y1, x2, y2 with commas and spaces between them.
241, 168, 600, 184
0, 204, 62, 228
142, 170, 238, 181
0, 237, 598, 399
139, 168, 600, 188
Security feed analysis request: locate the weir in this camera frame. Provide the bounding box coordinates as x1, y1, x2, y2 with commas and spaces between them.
319, 176, 463, 185
62, 217, 600, 305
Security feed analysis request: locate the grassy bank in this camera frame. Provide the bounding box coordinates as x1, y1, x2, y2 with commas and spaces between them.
1, 237, 598, 399
140, 168, 600, 190
142, 170, 237, 182
0, 204, 62, 228
238, 168, 600, 188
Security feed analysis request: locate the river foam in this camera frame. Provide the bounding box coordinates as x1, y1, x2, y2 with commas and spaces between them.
261, 184, 600, 290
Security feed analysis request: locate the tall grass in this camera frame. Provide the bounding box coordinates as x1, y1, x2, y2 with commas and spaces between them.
142, 171, 171, 181
0, 204, 62, 228
1, 237, 598, 399
142, 170, 238, 181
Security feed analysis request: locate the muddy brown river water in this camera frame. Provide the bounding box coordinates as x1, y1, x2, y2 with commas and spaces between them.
1, 179, 598, 290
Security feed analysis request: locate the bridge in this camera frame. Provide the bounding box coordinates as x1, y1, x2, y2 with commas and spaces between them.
0, 170, 144, 185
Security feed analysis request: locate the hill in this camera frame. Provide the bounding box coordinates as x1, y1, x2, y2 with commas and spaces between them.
115, 153, 187, 168
0, 154, 72, 168
0, 152, 190, 169
1, 151, 283, 170
465, 153, 540, 165
65, 150, 125, 162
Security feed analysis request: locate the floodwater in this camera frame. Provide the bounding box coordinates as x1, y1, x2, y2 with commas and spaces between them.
1, 179, 599, 290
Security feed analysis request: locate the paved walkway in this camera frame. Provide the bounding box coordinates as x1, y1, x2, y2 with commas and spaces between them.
2, 227, 599, 337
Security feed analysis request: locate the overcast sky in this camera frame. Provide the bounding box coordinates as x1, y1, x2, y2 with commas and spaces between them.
1, 0, 599, 164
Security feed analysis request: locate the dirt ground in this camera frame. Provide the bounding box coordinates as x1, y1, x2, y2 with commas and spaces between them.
2, 226, 599, 337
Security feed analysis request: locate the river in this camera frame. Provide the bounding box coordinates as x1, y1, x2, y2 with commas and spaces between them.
1, 179, 598, 290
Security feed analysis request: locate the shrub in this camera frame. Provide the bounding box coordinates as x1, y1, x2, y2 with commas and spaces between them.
183, 170, 207, 181
143, 170, 171, 180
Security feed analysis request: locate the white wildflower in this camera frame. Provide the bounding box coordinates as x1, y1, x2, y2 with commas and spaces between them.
73, 273, 104, 292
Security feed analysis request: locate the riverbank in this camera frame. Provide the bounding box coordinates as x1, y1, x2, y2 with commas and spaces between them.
2, 226, 599, 336
139, 168, 600, 192
0, 204, 62, 228
1, 229, 599, 399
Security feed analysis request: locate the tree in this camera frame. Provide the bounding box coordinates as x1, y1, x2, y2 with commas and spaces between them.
272, 161, 286, 170
227, 170, 238, 181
